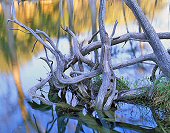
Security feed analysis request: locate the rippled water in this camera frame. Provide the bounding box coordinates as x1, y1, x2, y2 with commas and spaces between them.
0, 0, 169, 132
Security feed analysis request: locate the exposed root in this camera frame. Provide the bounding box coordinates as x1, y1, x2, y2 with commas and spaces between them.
8, 1, 170, 110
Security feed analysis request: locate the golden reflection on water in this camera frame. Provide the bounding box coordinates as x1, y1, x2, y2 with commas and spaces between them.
12, 62, 30, 132
0, 0, 168, 73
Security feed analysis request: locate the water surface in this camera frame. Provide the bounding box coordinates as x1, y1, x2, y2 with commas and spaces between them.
0, 0, 169, 132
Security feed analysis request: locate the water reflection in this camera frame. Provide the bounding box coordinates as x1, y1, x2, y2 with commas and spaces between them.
0, 0, 169, 132
28, 101, 159, 133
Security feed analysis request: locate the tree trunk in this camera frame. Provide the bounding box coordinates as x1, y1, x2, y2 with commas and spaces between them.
124, 0, 170, 78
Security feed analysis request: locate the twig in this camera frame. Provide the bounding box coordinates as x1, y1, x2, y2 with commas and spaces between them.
36, 29, 56, 51
9, 28, 30, 34
32, 39, 38, 52
110, 20, 118, 38
88, 30, 100, 44
33, 114, 41, 133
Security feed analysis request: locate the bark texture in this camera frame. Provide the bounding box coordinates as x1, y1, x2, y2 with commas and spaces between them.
124, 0, 170, 78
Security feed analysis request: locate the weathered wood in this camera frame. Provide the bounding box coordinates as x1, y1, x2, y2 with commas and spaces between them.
124, 0, 170, 78
117, 87, 149, 101
95, 0, 117, 110
68, 32, 170, 69
61, 26, 95, 67
9, 0, 170, 110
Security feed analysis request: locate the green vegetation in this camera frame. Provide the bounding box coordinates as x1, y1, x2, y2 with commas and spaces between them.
92, 75, 170, 111
117, 77, 130, 91
92, 75, 130, 91
152, 77, 170, 111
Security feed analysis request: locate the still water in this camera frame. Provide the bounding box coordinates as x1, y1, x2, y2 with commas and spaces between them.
0, 0, 170, 132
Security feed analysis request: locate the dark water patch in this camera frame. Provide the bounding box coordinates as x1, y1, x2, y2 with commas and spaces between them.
26, 100, 166, 133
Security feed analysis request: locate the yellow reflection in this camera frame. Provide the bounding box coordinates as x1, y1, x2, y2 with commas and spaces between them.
15, 2, 36, 23
0, 4, 2, 13
105, 0, 168, 25
12, 62, 30, 133
40, 0, 58, 14
0, 51, 12, 73
9, 0, 168, 34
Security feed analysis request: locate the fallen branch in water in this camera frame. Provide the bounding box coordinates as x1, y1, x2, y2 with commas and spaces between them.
8, 0, 170, 110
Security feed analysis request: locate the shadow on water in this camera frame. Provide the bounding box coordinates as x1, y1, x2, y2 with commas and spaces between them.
0, 0, 170, 132
28, 96, 160, 133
